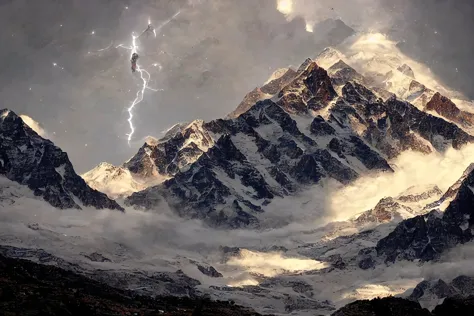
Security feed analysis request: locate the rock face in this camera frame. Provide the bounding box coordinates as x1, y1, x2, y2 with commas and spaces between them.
123, 120, 214, 179
328, 60, 366, 87
409, 276, 474, 310
355, 197, 414, 224
337, 83, 473, 158
425, 92, 474, 128
278, 60, 337, 113
229, 68, 299, 119
376, 166, 474, 262
197, 264, 223, 278
260, 68, 298, 95
229, 87, 270, 119
354, 184, 443, 226
0, 109, 123, 211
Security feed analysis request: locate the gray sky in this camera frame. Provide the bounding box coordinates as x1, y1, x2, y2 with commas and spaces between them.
0, 0, 472, 173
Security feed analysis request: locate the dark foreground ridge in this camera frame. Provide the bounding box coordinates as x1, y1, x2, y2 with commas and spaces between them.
332, 296, 474, 316
0, 254, 264, 316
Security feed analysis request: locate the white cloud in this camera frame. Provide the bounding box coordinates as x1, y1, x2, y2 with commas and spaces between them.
329, 144, 474, 222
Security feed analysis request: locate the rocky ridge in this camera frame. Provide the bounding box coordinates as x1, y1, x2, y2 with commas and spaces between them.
119, 56, 473, 228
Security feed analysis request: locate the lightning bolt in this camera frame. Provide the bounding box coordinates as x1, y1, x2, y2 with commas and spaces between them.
116, 34, 157, 145
117, 10, 180, 146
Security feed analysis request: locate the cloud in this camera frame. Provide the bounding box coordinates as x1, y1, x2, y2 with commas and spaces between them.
329, 144, 474, 222
19, 114, 49, 139
275, 0, 400, 32
226, 249, 328, 278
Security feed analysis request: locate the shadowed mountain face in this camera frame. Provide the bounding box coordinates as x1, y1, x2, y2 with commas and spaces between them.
0, 109, 123, 211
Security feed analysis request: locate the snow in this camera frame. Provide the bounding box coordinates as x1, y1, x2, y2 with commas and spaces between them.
314, 47, 346, 70
231, 133, 282, 190
18, 144, 28, 152
0, 109, 10, 119
81, 163, 148, 199
55, 164, 66, 180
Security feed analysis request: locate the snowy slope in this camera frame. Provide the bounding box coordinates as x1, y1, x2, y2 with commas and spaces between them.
81, 162, 147, 199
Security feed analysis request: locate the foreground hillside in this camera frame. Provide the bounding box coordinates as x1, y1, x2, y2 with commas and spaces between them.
0, 253, 262, 316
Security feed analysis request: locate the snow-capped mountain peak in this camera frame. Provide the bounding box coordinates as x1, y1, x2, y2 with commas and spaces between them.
81, 162, 146, 199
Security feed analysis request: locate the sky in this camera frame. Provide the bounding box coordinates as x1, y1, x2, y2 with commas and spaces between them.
0, 0, 473, 173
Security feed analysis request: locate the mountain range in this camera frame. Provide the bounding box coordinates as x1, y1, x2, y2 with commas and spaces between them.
2, 19, 474, 315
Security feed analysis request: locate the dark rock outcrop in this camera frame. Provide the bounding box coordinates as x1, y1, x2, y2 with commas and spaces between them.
426, 92, 474, 128
336, 83, 474, 158
197, 264, 223, 278
331, 297, 431, 316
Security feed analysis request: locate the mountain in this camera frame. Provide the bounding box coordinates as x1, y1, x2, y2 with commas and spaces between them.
425, 92, 474, 130
115, 55, 474, 228
409, 276, 474, 311
375, 163, 474, 263
354, 185, 442, 225
124, 59, 411, 228
0, 109, 123, 211
80, 38, 474, 228
228, 68, 297, 119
